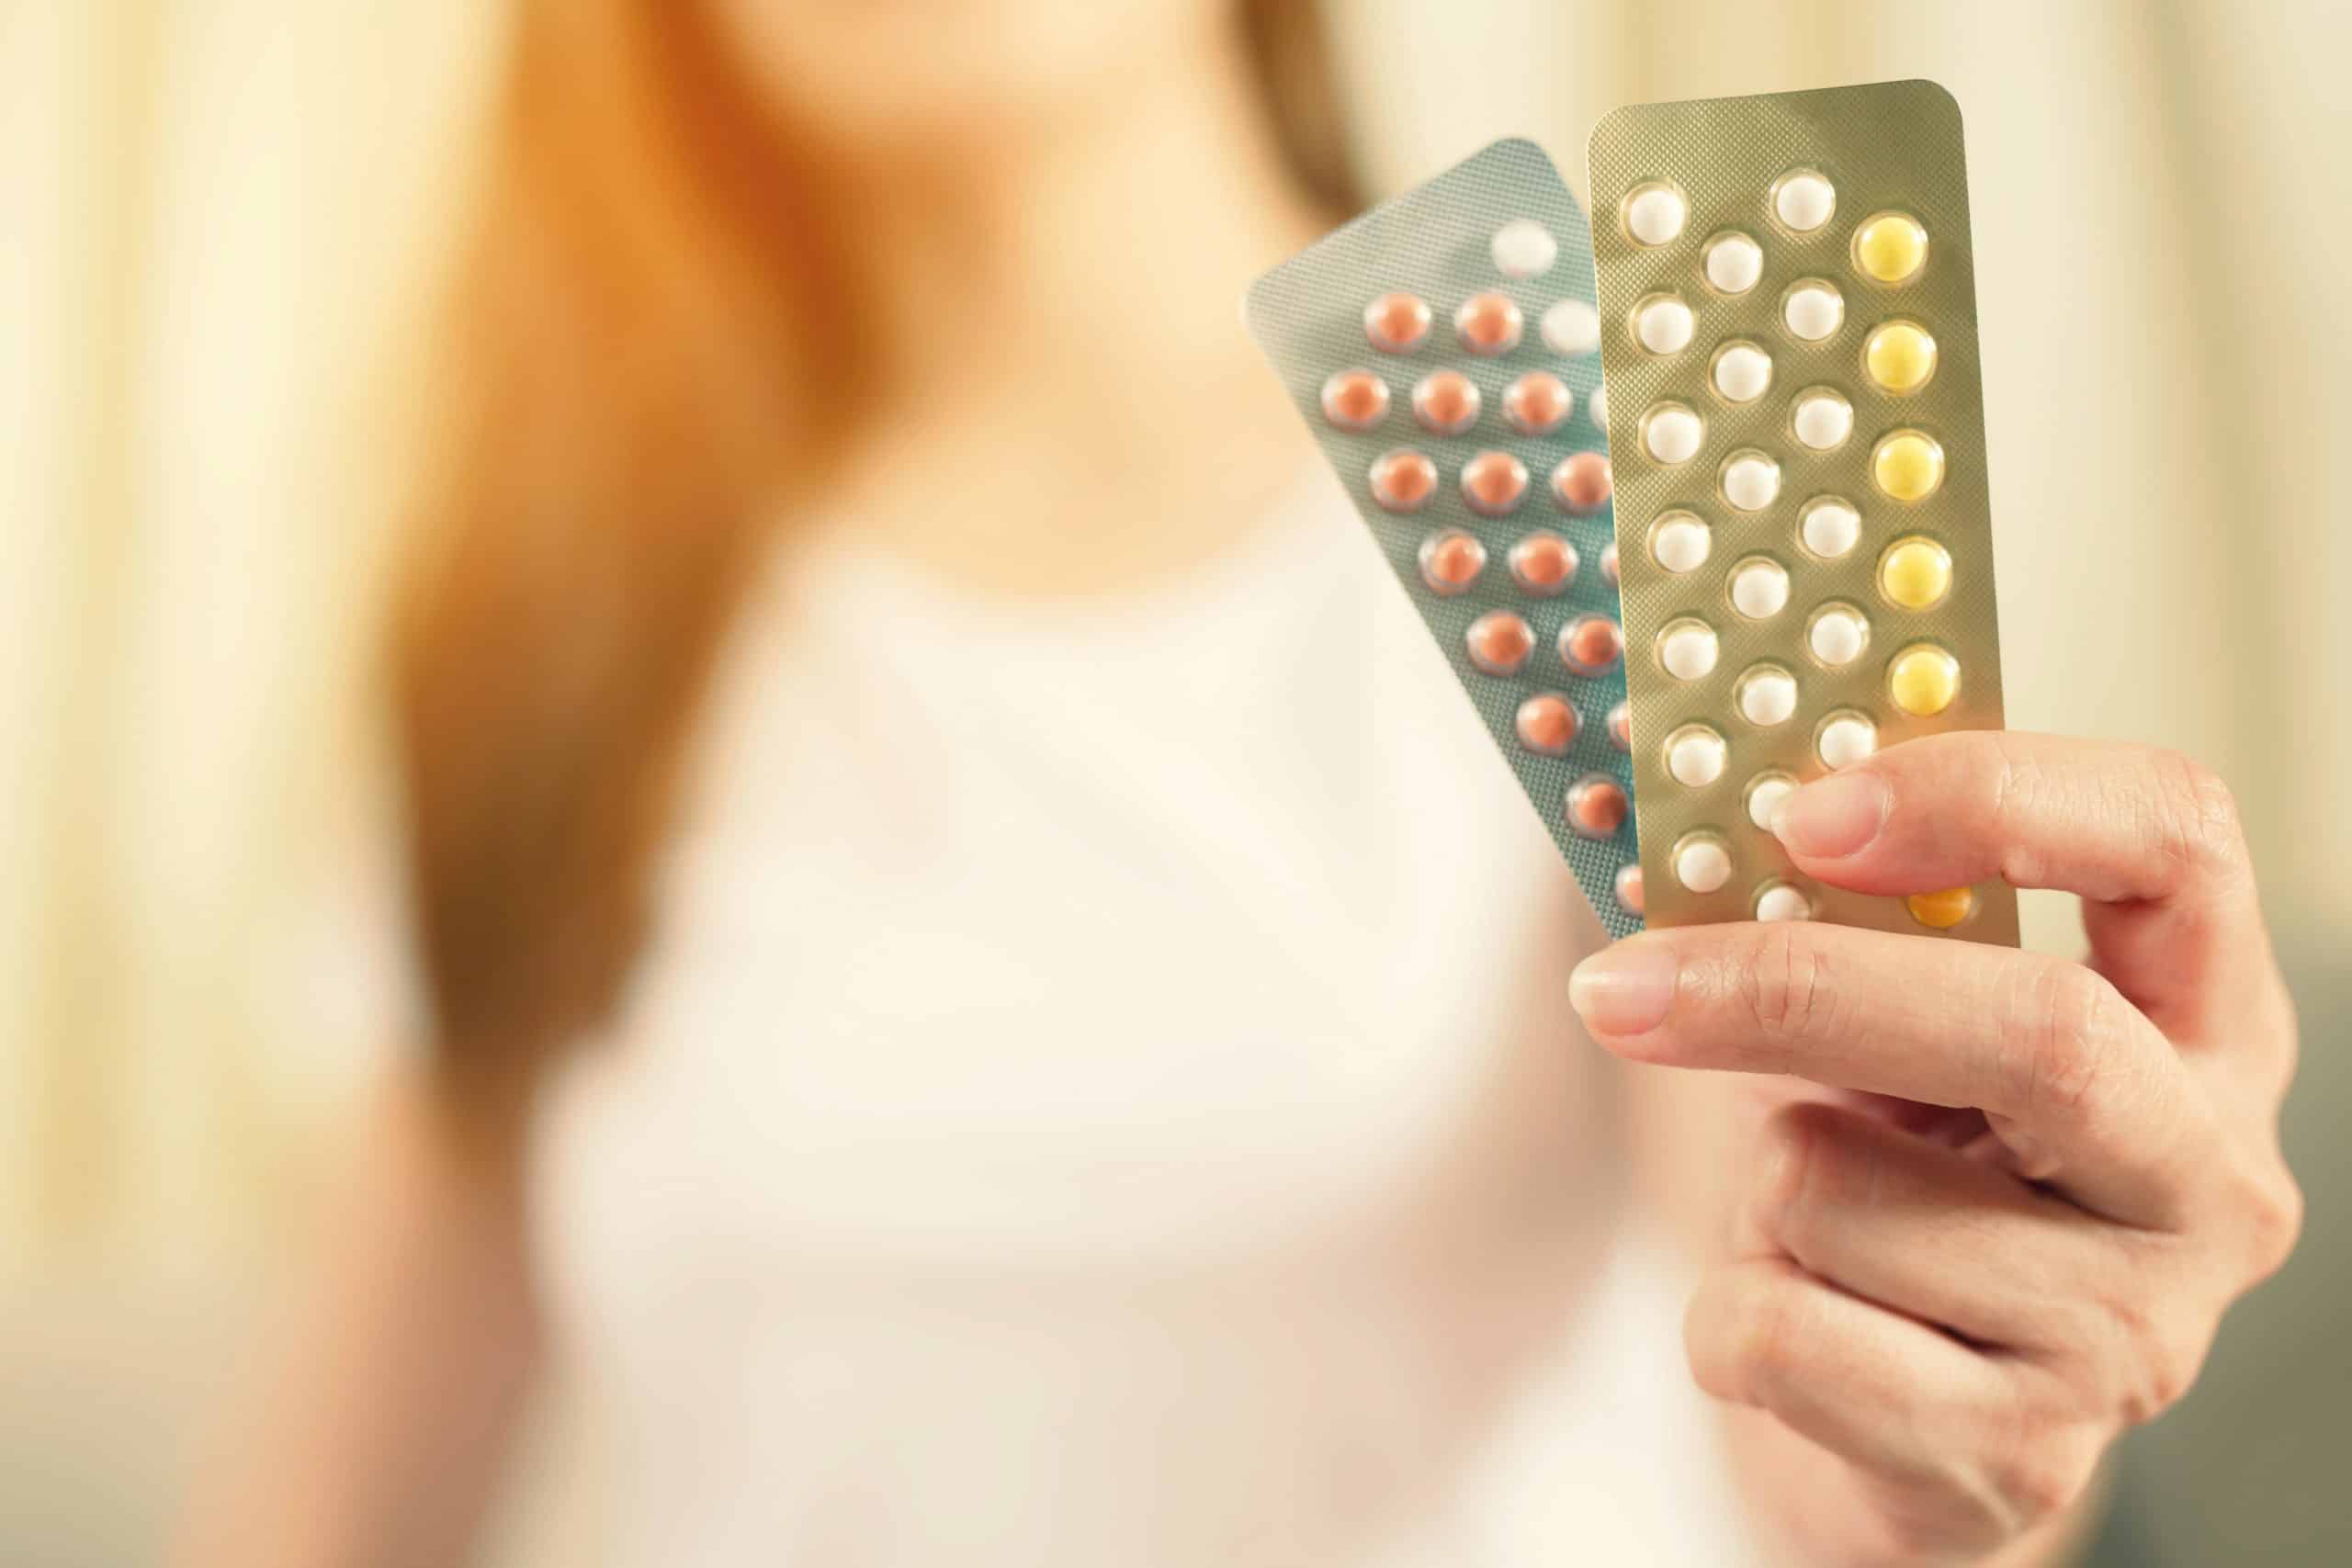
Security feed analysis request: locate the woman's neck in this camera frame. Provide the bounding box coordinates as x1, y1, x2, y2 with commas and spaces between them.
808, 19, 1340, 598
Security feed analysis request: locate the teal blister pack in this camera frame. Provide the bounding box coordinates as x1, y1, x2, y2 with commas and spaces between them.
1246, 138, 1643, 935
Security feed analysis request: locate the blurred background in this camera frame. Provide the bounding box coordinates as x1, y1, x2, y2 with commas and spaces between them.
2, 0, 2345, 1562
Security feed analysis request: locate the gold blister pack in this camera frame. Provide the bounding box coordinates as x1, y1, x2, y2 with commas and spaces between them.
1588, 78, 2017, 943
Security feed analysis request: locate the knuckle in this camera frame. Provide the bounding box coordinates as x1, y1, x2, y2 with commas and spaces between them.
1987, 1427, 2101, 1529
2004, 961, 2129, 1128
1708, 1269, 1808, 1406
2103, 1293, 2205, 1425
1747, 1102, 1838, 1247
2148, 749, 2249, 882
1734, 922, 1836, 1046
2236, 1159, 2306, 1281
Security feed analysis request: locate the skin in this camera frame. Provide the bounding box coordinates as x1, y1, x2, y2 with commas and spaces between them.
175, 5, 2301, 1565
1577, 732, 2300, 1565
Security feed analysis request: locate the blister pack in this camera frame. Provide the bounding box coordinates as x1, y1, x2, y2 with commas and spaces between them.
1246, 139, 1642, 936
1588, 80, 2017, 943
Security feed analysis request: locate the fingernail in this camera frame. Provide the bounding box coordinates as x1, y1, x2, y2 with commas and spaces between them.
1770, 772, 1889, 859
1568, 941, 1679, 1036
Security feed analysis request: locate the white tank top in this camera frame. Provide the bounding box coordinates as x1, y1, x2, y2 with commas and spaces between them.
530, 474, 1756, 1566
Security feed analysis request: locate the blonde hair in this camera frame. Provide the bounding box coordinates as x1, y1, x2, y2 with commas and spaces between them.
391, 0, 1351, 1118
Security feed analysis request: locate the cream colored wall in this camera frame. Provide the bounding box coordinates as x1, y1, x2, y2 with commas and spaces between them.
2, 2, 2346, 1563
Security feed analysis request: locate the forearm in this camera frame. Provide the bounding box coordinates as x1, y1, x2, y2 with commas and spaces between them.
172, 1073, 541, 1568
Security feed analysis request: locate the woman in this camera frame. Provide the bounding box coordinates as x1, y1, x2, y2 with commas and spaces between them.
177, 3, 2301, 1564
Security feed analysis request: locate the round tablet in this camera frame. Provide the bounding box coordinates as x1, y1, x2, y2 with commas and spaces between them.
1502, 371, 1571, 435
1566, 774, 1630, 839
1634, 294, 1696, 355
1854, 211, 1929, 285
1657, 619, 1719, 681
1559, 613, 1624, 676
1664, 724, 1728, 788
1879, 535, 1953, 610
1600, 540, 1620, 585
1491, 218, 1557, 279
1807, 604, 1870, 667
1368, 449, 1437, 513
1773, 169, 1836, 233
1816, 711, 1878, 770
1649, 513, 1712, 573
1623, 183, 1688, 246
1461, 450, 1529, 517
1588, 384, 1610, 434
1721, 450, 1781, 512
1364, 292, 1431, 354
1320, 369, 1389, 431
1640, 402, 1705, 465
1542, 298, 1601, 356
1613, 863, 1645, 916
1906, 886, 1976, 930
1509, 530, 1578, 595
1703, 231, 1765, 295
1782, 280, 1845, 343
1889, 643, 1961, 716
1729, 556, 1791, 620
1550, 451, 1612, 514
1606, 702, 1632, 751
1791, 389, 1853, 450
1872, 430, 1945, 502
1672, 833, 1734, 893
1735, 662, 1798, 727
1411, 370, 1481, 434
1455, 292, 1523, 356
1799, 497, 1862, 559
1466, 610, 1535, 675
1417, 529, 1485, 596
1712, 341, 1772, 403
1745, 771, 1796, 831
1515, 692, 1578, 755
1754, 882, 1814, 921
1865, 320, 1938, 393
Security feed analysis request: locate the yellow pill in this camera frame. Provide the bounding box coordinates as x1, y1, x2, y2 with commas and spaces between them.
1878, 535, 1952, 609
1906, 886, 1975, 929
1872, 430, 1944, 502
1865, 321, 1938, 393
1888, 643, 1961, 716
1854, 211, 1928, 283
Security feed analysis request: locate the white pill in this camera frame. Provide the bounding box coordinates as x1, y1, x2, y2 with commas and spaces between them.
1808, 605, 1869, 667
1589, 383, 1609, 434
1721, 451, 1781, 512
1736, 663, 1798, 727
1666, 726, 1728, 788
1674, 836, 1734, 893
1730, 557, 1791, 619
1642, 404, 1705, 465
1658, 620, 1719, 681
1712, 342, 1772, 402
1541, 297, 1600, 356
1650, 513, 1711, 572
1625, 185, 1688, 246
1817, 712, 1878, 770
1782, 281, 1844, 342
1755, 883, 1814, 921
1792, 389, 1853, 450
1704, 232, 1764, 294
1800, 499, 1861, 558
1635, 295, 1695, 355
1746, 773, 1796, 831
1491, 219, 1557, 279
1774, 171, 1836, 232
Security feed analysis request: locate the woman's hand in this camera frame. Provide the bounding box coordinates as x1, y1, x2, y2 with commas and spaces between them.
1569, 732, 2301, 1567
